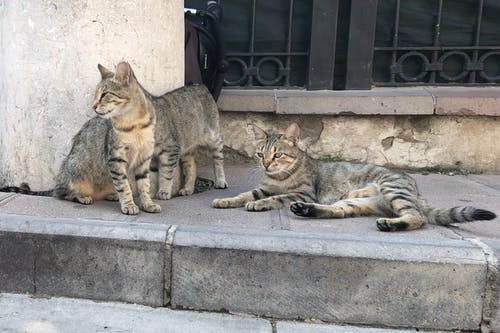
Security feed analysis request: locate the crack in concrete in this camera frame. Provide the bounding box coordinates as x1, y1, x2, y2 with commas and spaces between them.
163, 225, 177, 306
465, 238, 499, 333
33, 248, 37, 295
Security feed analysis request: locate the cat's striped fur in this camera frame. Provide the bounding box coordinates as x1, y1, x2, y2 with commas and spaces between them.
148, 84, 227, 200
1, 62, 227, 209
213, 123, 496, 231
53, 62, 161, 215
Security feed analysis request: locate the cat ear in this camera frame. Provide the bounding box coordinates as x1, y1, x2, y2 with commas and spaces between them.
284, 123, 300, 145
97, 64, 112, 79
252, 125, 268, 142
114, 61, 132, 85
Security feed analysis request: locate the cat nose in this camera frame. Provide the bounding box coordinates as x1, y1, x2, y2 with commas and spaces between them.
92, 101, 98, 110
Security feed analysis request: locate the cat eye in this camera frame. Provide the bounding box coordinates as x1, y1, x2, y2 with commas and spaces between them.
256, 152, 264, 158
274, 153, 283, 158
101, 91, 121, 100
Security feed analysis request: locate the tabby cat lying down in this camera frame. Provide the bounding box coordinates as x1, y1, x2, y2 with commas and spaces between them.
213, 123, 496, 231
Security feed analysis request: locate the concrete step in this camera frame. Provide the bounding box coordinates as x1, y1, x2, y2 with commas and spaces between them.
0, 214, 498, 332
0, 293, 448, 333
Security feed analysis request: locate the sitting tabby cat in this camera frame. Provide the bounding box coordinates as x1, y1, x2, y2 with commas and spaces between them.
1, 62, 227, 208
213, 123, 496, 232
57, 61, 161, 214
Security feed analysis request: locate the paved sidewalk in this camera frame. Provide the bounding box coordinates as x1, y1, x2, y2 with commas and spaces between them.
0, 165, 499, 332
0, 293, 442, 333
1, 165, 499, 240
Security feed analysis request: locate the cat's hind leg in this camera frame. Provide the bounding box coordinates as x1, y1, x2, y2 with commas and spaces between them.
179, 154, 196, 196
376, 196, 426, 231
376, 178, 427, 231
209, 134, 228, 189
291, 197, 389, 218
105, 193, 119, 201
340, 183, 379, 199
376, 214, 426, 232
61, 180, 94, 205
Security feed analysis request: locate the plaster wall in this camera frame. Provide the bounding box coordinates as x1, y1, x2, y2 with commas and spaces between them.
0, 0, 184, 188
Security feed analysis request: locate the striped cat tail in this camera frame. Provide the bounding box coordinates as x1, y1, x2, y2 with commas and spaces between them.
0, 182, 54, 197
422, 204, 496, 225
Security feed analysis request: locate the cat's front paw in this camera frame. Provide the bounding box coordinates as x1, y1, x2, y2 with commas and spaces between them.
121, 203, 140, 215
156, 189, 172, 200
245, 200, 270, 212
179, 187, 194, 196
214, 179, 228, 189
213, 198, 231, 208
142, 202, 161, 213
290, 201, 314, 217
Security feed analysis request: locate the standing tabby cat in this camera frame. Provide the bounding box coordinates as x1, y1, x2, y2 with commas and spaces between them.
149, 84, 227, 200
213, 123, 496, 231
56, 61, 161, 214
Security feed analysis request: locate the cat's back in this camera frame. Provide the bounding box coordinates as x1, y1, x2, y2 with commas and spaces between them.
61, 117, 110, 170
153, 84, 220, 148
316, 160, 388, 189
154, 85, 217, 122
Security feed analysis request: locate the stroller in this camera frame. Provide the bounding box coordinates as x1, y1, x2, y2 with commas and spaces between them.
184, 1, 227, 101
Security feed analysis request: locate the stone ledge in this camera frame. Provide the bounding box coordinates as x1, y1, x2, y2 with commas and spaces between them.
171, 225, 487, 331
0, 213, 497, 331
218, 87, 500, 116
0, 214, 169, 306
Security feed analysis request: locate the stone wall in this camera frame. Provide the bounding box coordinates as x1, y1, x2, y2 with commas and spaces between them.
217, 88, 500, 173
0, 0, 183, 189
220, 112, 500, 173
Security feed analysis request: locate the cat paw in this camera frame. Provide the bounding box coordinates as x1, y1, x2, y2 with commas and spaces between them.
142, 202, 161, 213
121, 203, 140, 215
245, 200, 270, 211
376, 218, 409, 232
179, 187, 194, 196
156, 189, 172, 200
290, 201, 314, 217
75, 196, 93, 205
214, 179, 228, 189
213, 198, 230, 208
105, 193, 120, 201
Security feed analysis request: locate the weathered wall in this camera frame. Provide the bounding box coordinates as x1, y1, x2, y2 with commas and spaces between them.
0, 0, 184, 189
220, 112, 500, 173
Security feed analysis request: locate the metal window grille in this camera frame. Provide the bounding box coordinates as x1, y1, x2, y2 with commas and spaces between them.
373, 0, 500, 86
222, 0, 312, 88
186, 0, 500, 90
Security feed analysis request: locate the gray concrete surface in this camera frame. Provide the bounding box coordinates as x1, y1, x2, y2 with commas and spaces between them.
0, 216, 169, 306
0, 293, 448, 333
277, 321, 436, 333
0, 293, 271, 333
0, 165, 499, 332
171, 225, 486, 331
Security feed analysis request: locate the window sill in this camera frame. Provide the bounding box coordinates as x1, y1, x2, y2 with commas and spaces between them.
217, 87, 500, 116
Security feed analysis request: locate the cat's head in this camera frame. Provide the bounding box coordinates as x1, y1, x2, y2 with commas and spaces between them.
252, 123, 301, 175
92, 61, 139, 118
